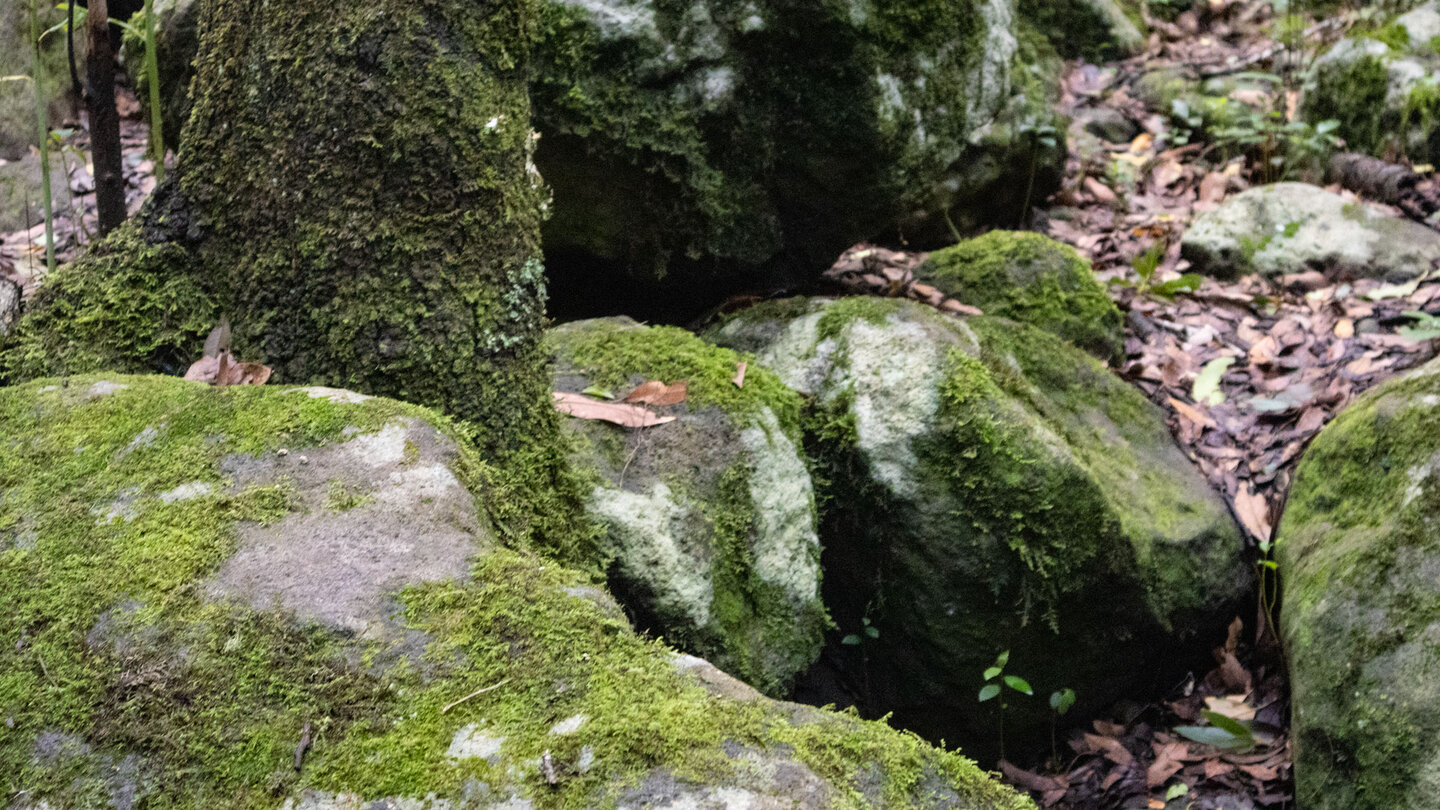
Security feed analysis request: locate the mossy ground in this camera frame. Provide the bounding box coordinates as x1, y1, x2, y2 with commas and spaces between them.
1278, 364, 1440, 810
0, 374, 1030, 809
921, 231, 1123, 362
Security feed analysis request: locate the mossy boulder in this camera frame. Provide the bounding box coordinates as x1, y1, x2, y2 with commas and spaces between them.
1018, 0, 1145, 61
1181, 183, 1440, 281
547, 317, 827, 697
708, 298, 1248, 756
1302, 3, 1440, 162
1278, 356, 1440, 810
918, 231, 1123, 362
532, 0, 1067, 317
0, 373, 1033, 809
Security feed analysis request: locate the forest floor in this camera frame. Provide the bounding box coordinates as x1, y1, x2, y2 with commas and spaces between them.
4, 10, 1440, 808
826, 2, 1440, 808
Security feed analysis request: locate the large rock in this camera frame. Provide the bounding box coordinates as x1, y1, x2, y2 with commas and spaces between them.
520, 0, 1069, 316
708, 297, 1248, 754
547, 317, 827, 696
0, 374, 1033, 809
918, 230, 1123, 362
1181, 182, 1440, 281
1303, 4, 1440, 161
1278, 356, 1440, 810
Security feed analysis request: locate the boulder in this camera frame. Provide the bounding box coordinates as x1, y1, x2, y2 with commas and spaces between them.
1018, 0, 1145, 61
1181, 182, 1440, 281
1303, 4, 1440, 161
1278, 355, 1440, 810
0, 374, 1032, 809
918, 230, 1123, 362
547, 317, 827, 696
504, 0, 1070, 316
708, 298, 1248, 755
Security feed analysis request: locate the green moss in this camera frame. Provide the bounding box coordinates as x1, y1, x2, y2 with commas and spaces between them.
921, 231, 1123, 362
0, 375, 435, 804
1358, 20, 1411, 51
1278, 366, 1440, 810
1, 374, 1030, 809
545, 321, 803, 440
1305, 54, 1392, 157
1016, 0, 1142, 61
816, 297, 908, 342
324, 480, 373, 512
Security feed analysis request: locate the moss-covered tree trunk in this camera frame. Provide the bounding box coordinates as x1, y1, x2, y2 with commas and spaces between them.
2, 0, 550, 451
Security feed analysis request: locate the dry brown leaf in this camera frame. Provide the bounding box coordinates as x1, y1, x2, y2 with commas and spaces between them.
1217, 652, 1253, 694
554, 392, 677, 428
1083, 176, 1117, 204
1000, 760, 1064, 793
1168, 397, 1216, 429
732, 361, 747, 389
1198, 172, 1229, 204
623, 380, 688, 406
1204, 759, 1235, 779
1129, 132, 1154, 154
1239, 763, 1280, 782
1147, 800, 1165, 810
1084, 733, 1135, 767
1146, 742, 1187, 787
1205, 695, 1256, 722
940, 299, 984, 316
1233, 485, 1272, 542
183, 350, 272, 387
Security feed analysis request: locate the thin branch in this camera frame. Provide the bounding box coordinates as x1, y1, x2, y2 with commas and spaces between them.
441, 678, 511, 715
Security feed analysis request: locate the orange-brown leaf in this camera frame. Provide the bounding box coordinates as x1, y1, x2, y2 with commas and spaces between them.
623, 380, 689, 406
554, 392, 677, 428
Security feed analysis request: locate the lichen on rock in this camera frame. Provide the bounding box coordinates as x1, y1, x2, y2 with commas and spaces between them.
547, 317, 827, 697
709, 297, 1248, 754
0, 374, 1032, 809
1278, 355, 1440, 810
919, 230, 1123, 362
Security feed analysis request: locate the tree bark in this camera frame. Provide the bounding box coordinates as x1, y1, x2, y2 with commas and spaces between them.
6, 0, 551, 450
85, 0, 126, 234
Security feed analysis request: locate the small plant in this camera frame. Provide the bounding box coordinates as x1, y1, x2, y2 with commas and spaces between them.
978, 650, 1033, 761
1112, 240, 1202, 299
113, 0, 166, 182
840, 616, 879, 646
1048, 687, 1076, 765
1400, 310, 1440, 342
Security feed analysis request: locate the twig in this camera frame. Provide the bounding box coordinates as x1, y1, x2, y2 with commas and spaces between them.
441, 677, 511, 715
293, 719, 312, 770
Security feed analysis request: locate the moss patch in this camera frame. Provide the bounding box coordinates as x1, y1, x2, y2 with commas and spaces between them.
1, 374, 1030, 809
1278, 362, 1440, 810
921, 231, 1123, 362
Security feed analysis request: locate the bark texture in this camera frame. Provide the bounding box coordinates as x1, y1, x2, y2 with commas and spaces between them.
3, 0, 550, 451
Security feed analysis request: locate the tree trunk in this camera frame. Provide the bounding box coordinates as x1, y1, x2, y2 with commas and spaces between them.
85, 0, 126, 234
4, 0, 550, 451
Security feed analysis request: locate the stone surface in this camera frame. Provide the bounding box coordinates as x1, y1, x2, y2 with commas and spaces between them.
0, 277, 18, 337
1302, 6, 1440, 161
547, 317, 826, 696
0, 151, 73, 235
919, 230, 1123, 361
0, 374, 1030, 808
709, 297, 1248, 755
1181, 182, 1440, 281
531, 0, 1067, 315
1278, 355, 1440, 810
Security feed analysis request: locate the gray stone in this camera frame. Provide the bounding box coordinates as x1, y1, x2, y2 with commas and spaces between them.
547, 317, 826, 697
1181, 182, 1440, 280
1075, 106, 1138, 143
0, 152, 73, 235
709, 298, 1248, 755
0, 276, 19, 337
3, 374, 1028, 809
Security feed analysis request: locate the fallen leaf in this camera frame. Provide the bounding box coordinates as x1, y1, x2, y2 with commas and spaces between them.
732, 361, 747, 388
581, 385, 614, 400
1000, 760, 1064, 793
554, 392, 677, 428
623, 380, 688, 406
1083, 733, 1135, 766
1169, 397, 1217, 429
1193, 357, 1236, 406
1334, 318, 1355, 338
1130, 132, 1154, 154
1233, 485, 1272, 542
1198, 172, 1229, 204
1205, 695, 1256, 722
